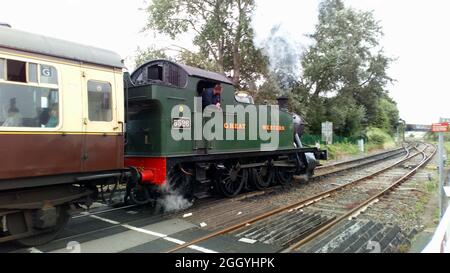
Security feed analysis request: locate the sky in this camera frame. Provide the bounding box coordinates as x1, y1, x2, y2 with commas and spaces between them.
1, 0, 449, 125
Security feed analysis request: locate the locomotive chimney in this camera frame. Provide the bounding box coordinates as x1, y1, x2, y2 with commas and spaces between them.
276, 96, 289, 111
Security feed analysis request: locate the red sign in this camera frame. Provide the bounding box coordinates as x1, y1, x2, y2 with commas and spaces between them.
432, 122, 449, 132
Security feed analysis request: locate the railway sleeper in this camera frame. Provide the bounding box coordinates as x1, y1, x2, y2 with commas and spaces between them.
277, 216, 331, 247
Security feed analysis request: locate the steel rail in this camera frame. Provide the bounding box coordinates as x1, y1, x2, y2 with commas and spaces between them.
283, 143, 436, 252
312, 144, 412, 178
315, 145, 407, 170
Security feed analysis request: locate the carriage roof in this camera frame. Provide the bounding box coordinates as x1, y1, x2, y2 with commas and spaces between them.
0, 26, 123, 68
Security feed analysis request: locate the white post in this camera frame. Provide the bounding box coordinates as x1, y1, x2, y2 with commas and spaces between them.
358, 139, 364, 153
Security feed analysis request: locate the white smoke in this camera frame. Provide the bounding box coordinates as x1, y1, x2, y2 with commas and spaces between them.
156, 194, 193, 213
155, 181, 193, 213
252, 0, 319, 90
262, 25, 302, 90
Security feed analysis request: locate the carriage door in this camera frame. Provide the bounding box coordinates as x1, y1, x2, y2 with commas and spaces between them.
81, 68, 121, 172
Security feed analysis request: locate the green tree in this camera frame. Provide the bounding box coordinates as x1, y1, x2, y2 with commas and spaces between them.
373, 96, 400, 135
326, 95, 366, 137
300, 0, 397, 137
134, 46, 172, 67
302, 0, 392, 98
143, 0, 266, 88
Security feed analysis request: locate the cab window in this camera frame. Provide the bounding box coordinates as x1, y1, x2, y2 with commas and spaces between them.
148, 65, 163, 81
131, 61, 187, 88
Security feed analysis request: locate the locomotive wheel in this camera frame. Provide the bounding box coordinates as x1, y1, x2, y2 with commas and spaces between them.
216, 163, 248, 198
7, 206, 70, 247
250, 165, 275, 190
167, 167, 194, 202
275, 167, 295, 186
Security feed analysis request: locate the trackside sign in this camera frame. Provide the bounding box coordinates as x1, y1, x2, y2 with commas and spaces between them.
432, 122, 449, 133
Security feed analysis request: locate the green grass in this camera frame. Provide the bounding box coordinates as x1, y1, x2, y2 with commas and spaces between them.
325, 142, 361, 160
323, 128, 397, 160
425, 179, 438, 193
430, 142, 450, 167
434, 207, 441, 223
415, 202, 425, 216
444, 142, 450, 167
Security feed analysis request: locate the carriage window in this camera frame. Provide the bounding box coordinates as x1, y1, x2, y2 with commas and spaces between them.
0, 59, 4, 80
87, 80, 112, 122
40, 65, 58, 84
0, 83, 59, 128
7, 59, 26, 83
28, 63, 38, 83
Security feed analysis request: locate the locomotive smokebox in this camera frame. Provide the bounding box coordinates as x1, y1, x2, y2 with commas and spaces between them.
277, 96, 289, 111
293, 114, 306, 136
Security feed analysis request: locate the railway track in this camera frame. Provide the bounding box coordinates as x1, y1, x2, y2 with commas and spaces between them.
313, 145, 409, 178
0, 144, 416, 253
282, 143, 436, 252
166, 142, 435, 253
160, 145, 412, 230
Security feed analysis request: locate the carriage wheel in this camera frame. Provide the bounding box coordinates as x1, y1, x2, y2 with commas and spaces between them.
215, 163, 248, 198
250, 165, 275, 190
7, 205, 70, 247
275, 167, 295, 187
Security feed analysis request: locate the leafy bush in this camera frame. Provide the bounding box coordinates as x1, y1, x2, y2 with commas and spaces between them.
366, 127, 394, 146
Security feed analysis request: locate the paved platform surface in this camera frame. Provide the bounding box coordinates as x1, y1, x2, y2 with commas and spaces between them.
1, 205, 279, 253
